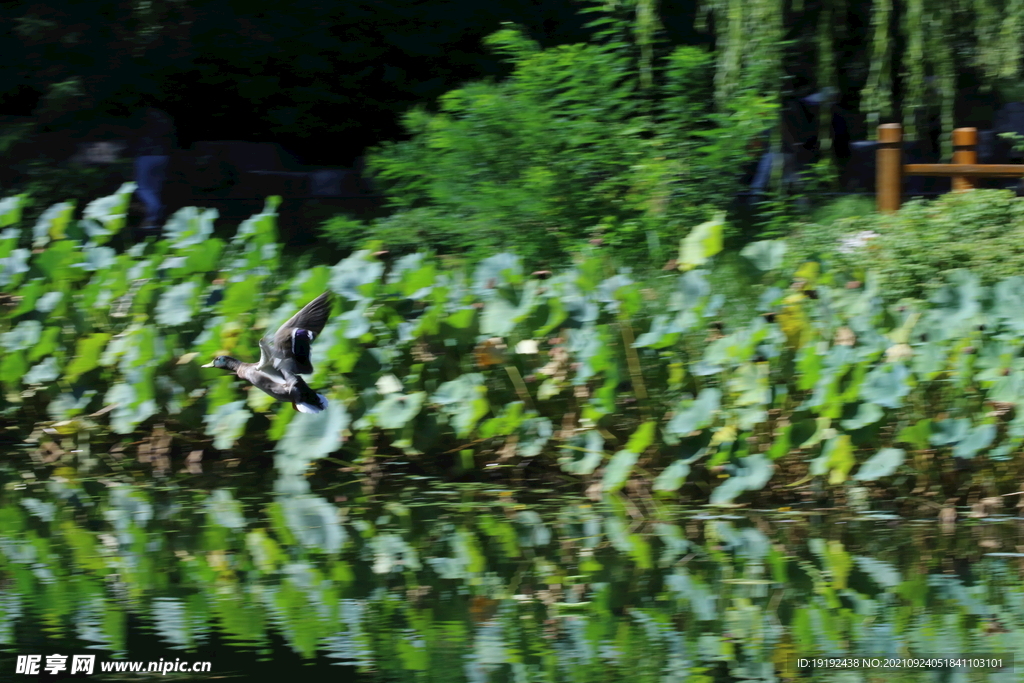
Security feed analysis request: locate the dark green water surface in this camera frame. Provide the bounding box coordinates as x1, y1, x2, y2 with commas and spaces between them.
0, 461, 1021, 682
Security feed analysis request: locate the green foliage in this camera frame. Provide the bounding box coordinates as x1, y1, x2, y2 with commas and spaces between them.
8, 185, 1024, 506
322, 18, 774, 267
788, 189, 1024, 302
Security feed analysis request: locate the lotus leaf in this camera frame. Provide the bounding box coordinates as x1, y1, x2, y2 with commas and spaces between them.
372, 392, 426, 430
859, 362, 911, 409
280, 494, 347, 553
24, 357, 60, 385
709, 454, 773, 504
1, 320, 42, 352
952, 422, 996, 459
559, 430, 605, 475
517, 416, 553, 457
330, 250, 384, 302
678, 213, 724, 271
35, 291, 63, 314
929, 418, 970, 447
204, 489, 246, 530
0, 195, 24, 227
32, 202, 74, 247
840, 402, 884, 431
473, 253, 522, 298
156, 281, 199, 327
164, 206, 217, 248
665, 388, 720, 437
653, 459, 691, 492
740, 239, 787, 272
853, 447, 906, 481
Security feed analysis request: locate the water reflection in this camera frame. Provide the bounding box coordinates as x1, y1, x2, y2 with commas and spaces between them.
0, 472, 1020, 681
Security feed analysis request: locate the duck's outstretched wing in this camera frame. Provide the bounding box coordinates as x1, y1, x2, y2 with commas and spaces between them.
267, 291, 332, 375
255, 338, 287, 378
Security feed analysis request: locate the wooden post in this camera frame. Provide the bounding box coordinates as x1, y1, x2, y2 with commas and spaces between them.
877, 124, 903, 213
952, 127, 977, 192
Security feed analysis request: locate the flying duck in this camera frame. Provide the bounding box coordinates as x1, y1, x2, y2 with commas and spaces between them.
202, 291, 332, 413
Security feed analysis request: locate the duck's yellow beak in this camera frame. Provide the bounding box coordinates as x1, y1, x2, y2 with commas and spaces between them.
200, 361, 215, 368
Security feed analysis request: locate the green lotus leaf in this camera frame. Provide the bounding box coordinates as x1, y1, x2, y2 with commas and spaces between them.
105, 382, 157, 434
859, 362, 911, 409
156, 281, 199, 327
839, 402, 884, 431
633, 314, 679, 349
0, 350, 27, 389
81, 182, 133, 242
36, 240, 80, 280
625, 421, 656, 454
740, 239, 787, 272
7, 279, 43, 317
181, 239, 224, 275
952, 422, 997, 459
517, 416, 552, 457
473, 253, 522, 297
709, 454, 773, 504
729, 362, 770, 406
929, 418, 970, 446
35, 290, 63, 314
1, 320, 42, 351
823, 434, 855, 485
24, 357, 60, 385
372, 392, 426, 430
279, 494, 347, 553
480, 401, 526, 438
32, 201, 74, 248
653, 459, 691, 492
164, 206, 217, 248
47, 390, 97, 420
559, 430, 605, 475
330, 250, 383, 302
0, 248, 30, 287
853, 447, 906, 481
665, 388, 720, 437
678, 213, 724, 272
480, 297, 518, 337
204, 489, 246, 530
601, 449, 639, 493
0, 195, 25, 228
77, 245, 116, 272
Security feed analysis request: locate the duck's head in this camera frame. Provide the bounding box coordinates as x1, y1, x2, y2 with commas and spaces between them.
201, 356, 239, 370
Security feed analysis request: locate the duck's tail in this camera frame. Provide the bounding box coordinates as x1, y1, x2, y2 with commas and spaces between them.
294, 391, 328, 414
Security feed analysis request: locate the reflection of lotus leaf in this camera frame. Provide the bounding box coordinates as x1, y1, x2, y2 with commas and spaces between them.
281, 494, 347, 553
275, 401, 349, 475
205, 489, 246, 530
203, 400, 252, 450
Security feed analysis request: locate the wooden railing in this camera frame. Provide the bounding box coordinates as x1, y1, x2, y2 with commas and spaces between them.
876, 124, 1024, 212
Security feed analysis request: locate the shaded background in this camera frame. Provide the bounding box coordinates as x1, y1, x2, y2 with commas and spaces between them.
1, 0, 772, 168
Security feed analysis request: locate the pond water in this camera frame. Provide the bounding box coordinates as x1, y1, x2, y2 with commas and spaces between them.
0, 460, 1020, 682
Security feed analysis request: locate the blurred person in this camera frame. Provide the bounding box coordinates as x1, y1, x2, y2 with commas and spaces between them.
131, 107, 176, 237
748, 87, 842, 198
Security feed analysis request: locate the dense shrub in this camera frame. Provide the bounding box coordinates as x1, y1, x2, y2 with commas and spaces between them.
787, 189, 1024, 302
322, 21, 774, 268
